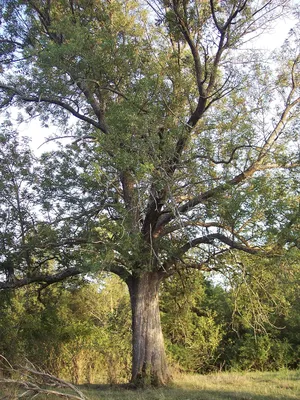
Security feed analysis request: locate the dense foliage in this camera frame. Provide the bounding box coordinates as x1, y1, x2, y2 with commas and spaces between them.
1, 266, 300, 384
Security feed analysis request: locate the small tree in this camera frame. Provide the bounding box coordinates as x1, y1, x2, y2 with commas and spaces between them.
161, 272, 225, 373
0, 0, 299, 386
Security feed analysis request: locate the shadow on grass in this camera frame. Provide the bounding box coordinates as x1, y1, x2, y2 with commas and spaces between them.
81, 383, 299, 400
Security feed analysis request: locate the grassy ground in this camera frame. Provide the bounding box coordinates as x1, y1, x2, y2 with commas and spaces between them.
84, 370, 300, 400
1, 370, 300, 399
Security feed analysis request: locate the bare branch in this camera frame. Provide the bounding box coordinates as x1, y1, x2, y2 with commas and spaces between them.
0, 358, 88, 400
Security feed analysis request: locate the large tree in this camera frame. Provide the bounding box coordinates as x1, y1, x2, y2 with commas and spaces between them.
0, 0, 299, 386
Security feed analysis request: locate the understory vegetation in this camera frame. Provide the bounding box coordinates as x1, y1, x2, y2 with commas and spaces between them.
1, 267, 299, 385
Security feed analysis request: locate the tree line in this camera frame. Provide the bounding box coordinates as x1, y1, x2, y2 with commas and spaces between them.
1, 261, 300, 384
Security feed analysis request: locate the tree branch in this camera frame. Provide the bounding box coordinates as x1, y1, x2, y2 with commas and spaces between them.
0, 84, 108, 133
163, 232, 259, 273
154, 90, 300, 235
0, 358, 87, 400
109, 264, 131, 281
158, 221, 250, 247
181, 233, 259, 255
0, 267, 81, 290
141, 1, 253, 236
193, 145, 256, 165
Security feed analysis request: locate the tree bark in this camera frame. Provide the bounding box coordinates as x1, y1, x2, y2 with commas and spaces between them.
126, 271, 170, 387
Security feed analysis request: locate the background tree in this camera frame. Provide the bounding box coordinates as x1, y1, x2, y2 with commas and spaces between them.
0, 0, 299, 386
216, 250, 300, 371
1, 259, 299, 383
161, 271, 225, 373
0, 274, 132, 384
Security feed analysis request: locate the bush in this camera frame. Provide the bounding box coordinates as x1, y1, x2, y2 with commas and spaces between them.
230, 334, 292, 371
0, 276, 132, 384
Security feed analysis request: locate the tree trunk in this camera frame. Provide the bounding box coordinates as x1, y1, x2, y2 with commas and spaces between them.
126, 271, 171, 387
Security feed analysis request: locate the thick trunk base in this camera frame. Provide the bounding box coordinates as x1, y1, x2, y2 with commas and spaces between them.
127, 271, 171, 387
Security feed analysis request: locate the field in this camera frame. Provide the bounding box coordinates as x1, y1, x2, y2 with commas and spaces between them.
84, 370, 300, 400
2, 370, 299, 400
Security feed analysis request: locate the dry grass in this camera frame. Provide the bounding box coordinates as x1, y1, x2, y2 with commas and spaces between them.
81, 370, 300, 400
1, 370, 300, 399
169, 370, 300, 399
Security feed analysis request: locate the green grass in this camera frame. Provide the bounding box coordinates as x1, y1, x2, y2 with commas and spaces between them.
1, 370, 300, 399
81, 370, 300, 400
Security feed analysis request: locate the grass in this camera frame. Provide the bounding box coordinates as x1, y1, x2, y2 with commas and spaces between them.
83, 370, 300, 400
1, 370, 300, 399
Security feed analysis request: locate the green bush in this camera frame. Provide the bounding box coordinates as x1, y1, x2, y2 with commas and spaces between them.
230, 334, 292, 371
0, 276, 132, 384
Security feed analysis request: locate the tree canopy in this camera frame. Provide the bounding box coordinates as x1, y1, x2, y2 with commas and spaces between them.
0, 0, 299, 387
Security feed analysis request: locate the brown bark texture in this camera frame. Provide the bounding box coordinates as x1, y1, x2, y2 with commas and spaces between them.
127, 271, 170, 387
